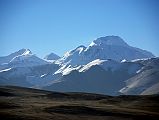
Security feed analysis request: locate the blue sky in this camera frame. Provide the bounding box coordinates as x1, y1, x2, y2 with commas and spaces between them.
0, 0, 159, 58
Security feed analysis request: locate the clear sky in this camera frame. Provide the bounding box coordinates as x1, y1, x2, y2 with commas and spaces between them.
0, 0, 159, 58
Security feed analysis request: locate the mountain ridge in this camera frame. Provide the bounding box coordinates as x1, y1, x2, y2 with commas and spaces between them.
57, 36, 155, 65
0, 35, 158, 95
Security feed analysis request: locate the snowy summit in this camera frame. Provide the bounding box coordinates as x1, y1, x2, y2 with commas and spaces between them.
58, 36, 155, 65
91, 36, 129, 47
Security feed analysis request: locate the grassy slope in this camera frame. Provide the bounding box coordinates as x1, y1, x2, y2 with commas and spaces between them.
0, 86, 159, 120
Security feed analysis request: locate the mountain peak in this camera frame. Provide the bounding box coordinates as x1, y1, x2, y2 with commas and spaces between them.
92, 35, 129, 47
59, 35, 155, 65
44, 53, 60, 60
17, 48, 32, 56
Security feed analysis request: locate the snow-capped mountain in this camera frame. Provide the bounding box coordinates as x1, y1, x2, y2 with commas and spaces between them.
0, 49, 49, 70
43, 59, 143, 95
57, 36, 154, 66
0, 49, 61, 87
44, 53, 60, 60
0, 49, 32, 65
0, 35, 158, 95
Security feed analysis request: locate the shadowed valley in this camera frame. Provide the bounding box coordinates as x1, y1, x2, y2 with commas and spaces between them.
0, 86, 159, 120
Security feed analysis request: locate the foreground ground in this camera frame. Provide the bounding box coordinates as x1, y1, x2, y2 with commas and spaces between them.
0, 86, 159, 120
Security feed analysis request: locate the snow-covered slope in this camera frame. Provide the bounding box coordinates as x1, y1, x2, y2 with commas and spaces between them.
43, 59, 143, 95
0, 36, 158, 95
0, 48, 61, 87
57, 36, 155, 66
0, 49, 49, 70
0, 49, 31, 65
0, 63, 61, 87
44, 53, 60, 60
0, 49, 56, 87
43, 58, 159, 95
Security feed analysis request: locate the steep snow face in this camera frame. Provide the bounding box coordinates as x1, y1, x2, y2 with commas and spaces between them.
79, 59, 105, 72
0, 49, 48, 70
54, 64, 82, 75
79, 59, 121, 72
57, 45, 87, 65
0, 49, 32, 65
21, 49, 32, 55
44, 53, 60, 60
58, 36, 155, 66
